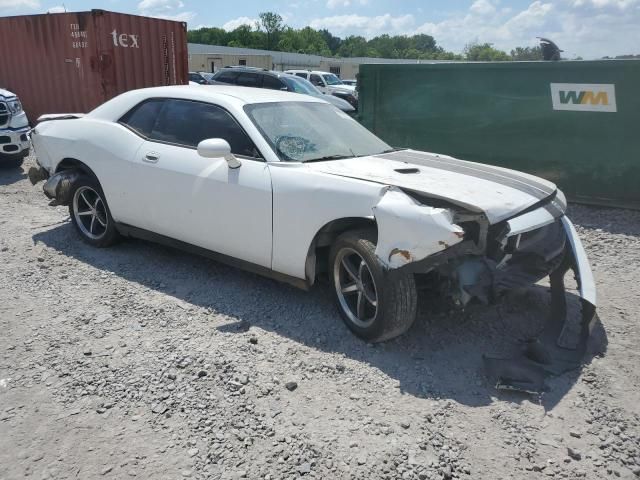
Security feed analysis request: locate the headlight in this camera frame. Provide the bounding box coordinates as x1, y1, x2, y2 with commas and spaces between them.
8, 99, 23, 114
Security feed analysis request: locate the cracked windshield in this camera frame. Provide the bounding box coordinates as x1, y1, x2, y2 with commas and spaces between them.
245, 102, 391, 162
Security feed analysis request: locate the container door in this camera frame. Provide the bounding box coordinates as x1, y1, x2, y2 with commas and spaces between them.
93, 10, 188, 103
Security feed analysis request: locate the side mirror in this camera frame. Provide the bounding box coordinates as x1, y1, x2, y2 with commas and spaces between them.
197, 138, 241, 169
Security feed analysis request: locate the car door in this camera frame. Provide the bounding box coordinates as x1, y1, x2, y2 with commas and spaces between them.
121, 98, 273, 268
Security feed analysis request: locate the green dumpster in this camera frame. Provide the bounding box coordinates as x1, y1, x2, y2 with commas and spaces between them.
358, 60, 640, 209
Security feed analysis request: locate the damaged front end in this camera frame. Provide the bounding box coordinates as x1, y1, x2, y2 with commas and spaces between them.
372, 187, 597, 394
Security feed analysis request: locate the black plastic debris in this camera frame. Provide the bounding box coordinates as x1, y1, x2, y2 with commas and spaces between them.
483, 250, 599, 395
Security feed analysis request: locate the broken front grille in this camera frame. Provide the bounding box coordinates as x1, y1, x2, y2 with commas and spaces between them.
0, 102, 9, 127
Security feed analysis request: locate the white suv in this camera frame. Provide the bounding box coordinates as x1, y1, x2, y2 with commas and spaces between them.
284, 70, 357, 108
0, 87, 30, 168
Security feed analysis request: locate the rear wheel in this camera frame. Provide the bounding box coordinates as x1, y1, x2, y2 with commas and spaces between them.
69, 178, 119, 247
329, 229, 418, 342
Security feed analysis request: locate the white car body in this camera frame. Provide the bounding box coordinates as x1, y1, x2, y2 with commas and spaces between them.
30, 85, 595, 347
284, 70, 357, 99
0, 87, 30, 163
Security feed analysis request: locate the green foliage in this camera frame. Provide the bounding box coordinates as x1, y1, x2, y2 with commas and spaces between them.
186, 11, 543, 62
258, 12, 284, 50
510, 46, 543, 61
464, 43, 510, 61
278, 27, 331, 56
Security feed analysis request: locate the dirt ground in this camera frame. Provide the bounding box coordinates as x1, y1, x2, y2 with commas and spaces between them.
1, 155, 639, 480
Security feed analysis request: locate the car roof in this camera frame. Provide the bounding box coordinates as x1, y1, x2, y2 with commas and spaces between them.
216, 67, 285, 78
89, 85, 327, 120
164, 85, 326, 103
286, 70, 333, 75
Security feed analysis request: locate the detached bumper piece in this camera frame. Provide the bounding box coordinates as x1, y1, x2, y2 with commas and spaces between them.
483, 216, 598, 395
40, 169, 81, 206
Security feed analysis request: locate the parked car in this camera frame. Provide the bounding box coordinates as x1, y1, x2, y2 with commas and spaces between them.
284, 70, 358, 108
29, 86, 595, 343
0, 87, 30, 168
282, 75, 355, 113
211, 67, 354, 113
341, 79, 357, 87
198, 72, 216, 83
188, 72, 214, 85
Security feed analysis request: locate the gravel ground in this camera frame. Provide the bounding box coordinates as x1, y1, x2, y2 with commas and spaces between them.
1, 155, 639, 480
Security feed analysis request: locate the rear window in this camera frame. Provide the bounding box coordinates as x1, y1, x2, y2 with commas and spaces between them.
262, 75, 285, 90
119, 99, 165, 137
214, 70, 240, 84
236, 72, 261, 87
295, 72, 307, 79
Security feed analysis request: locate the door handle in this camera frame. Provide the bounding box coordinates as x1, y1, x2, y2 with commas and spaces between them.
143, 152, 160, 163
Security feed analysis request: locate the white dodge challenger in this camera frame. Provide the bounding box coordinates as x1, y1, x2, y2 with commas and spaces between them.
30, 86, 596, 344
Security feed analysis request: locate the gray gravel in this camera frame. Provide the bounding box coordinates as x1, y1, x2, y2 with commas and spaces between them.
1, 155, 639, 479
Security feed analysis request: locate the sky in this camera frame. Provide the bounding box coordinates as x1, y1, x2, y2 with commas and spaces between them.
1, 0, 639, 58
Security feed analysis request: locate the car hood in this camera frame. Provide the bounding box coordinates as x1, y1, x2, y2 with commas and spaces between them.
304, 149, 558, 224
321, 94, 355, 111
328, 85, 356, 94
0, 87, 17, 99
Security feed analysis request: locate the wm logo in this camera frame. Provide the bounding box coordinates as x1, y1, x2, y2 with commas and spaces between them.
559, 90, 609, 106
551, 83, 616, 112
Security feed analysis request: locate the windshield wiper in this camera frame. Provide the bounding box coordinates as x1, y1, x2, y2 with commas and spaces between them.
303, 154, 354, 163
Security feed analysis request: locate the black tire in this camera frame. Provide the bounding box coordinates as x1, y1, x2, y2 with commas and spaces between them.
329, 229, 417, 342
68, 176, 119, 247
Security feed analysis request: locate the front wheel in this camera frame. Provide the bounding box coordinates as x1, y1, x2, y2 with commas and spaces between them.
329, 229, 418, 342
68, 177, 119, 247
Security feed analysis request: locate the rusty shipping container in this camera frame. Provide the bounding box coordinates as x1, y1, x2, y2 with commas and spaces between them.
0, 9, 188, 123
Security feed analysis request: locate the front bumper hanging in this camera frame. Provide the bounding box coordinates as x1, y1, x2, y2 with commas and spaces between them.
483, 216, 598, 394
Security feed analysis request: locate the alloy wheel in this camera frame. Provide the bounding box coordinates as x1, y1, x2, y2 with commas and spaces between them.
333, 247, 379, 328
72, 186, 108, 240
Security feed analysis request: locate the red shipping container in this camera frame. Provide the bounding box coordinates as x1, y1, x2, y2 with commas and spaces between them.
0, 9, 188, 123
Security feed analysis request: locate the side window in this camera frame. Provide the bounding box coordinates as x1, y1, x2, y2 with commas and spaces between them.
119, 99, 165, 137
310, 74, 324, 87
236, 72, 261, 87
149, 99, 260, 158
262, 75, 285, 90
214, 71, 239, 84
295, 72, 307, 79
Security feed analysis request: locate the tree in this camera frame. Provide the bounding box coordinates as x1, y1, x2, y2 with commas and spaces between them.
319, 29, 342, 55
337, 35, 369, 57
510, 46, 543, 61
259, 12, 284, 50
464, 42, 510, 61
187, 27, 228, 46
188, 18, 526, 62
278, 27, 331, 55
412, 34, 437, 53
